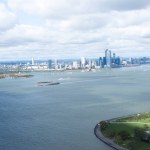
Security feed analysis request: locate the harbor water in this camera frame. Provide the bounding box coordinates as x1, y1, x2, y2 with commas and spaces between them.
0, 66, 150, 150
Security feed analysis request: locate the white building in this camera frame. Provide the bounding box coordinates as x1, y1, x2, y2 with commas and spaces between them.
32, 58, 35, 65
73, 61, 78, 69
81, 57, 86, 68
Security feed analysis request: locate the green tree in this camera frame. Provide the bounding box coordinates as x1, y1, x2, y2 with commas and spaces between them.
134, 127, 144, 139
118, 130, 130, 140
100, 121, 109, 131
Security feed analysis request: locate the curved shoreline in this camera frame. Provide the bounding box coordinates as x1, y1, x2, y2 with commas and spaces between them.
94, 112, 150, 150
94, 123, 128, 150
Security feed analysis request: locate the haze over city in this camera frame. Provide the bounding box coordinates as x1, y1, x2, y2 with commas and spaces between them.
0, 0, 150, 60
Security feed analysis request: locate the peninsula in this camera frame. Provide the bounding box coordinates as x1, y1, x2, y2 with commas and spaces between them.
95, 112, 150, 150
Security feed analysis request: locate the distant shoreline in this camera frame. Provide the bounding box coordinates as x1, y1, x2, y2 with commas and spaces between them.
0, 73, 33, 79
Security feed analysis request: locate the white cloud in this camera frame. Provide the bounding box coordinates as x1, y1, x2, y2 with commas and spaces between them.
0, 3, 16, 31
0, 0, 150, 60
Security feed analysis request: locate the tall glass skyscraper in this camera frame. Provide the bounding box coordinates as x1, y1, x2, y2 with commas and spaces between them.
105, 49, 112, 67
48, 60, 52, 69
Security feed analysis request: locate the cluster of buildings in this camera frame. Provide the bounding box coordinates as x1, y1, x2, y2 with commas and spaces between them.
68, 49, 121, 70
24, 49, 121, 71
0, 49, 150, 71
44, 49, 150, 70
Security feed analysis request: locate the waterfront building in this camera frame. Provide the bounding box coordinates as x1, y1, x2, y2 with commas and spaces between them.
88, 59, 92, 68
98, 57, 103, 68
48, 60, 52, 69
55, 59, 58, 66
81, 57, 86, 68
55, 59, 58, 69
32, 58, 35, 65
92, 60, 96, 68
112, 53, 116, 64
115, 57, 121, 66
102, 57, 106, 67
73, 61, 78, 69
105, 49, 112, 67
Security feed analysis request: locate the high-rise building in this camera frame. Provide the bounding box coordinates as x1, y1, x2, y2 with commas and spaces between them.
92, 60, 96, 67
55, 59, 58, 66
54, 59, 58, 69
115, 57, 121, 66
113, 53, 116, 59
32, 58, 35, 65
88, 59, 92, 68
48, 59, 52, 69
102, 57, 106, 67
98, 57, 102, 67
73, 61, 78, 69
112, 53, 116, 64
105, 49, 111, 67
81, 57, 86, 68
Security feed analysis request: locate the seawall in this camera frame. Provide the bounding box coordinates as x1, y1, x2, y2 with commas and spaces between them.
94, 123, 128, 150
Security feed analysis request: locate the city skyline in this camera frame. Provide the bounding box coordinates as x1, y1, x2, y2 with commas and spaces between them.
0, 0, 150, 60
0, 49, 149, 71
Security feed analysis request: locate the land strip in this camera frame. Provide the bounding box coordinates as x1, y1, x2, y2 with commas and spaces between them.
94, 124, 128, 150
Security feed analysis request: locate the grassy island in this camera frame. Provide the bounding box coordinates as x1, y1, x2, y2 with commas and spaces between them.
0, 73, 33, 79
100, 112, 150, 150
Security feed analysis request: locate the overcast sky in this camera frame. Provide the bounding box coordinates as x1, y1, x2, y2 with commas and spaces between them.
0, 0, 150, 60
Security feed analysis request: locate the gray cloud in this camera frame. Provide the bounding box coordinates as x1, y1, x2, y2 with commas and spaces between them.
97, 0, 150, 11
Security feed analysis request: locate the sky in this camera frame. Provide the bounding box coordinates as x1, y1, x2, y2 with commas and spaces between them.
0, 0, 150, 60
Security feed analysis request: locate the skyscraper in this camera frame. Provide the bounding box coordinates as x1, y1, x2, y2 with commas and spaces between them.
98, 57, 102, 67
112, 53, 116, 64
113, 53, 115, 59
81, 57, 86, 68
55, 59, 58, 66
105, 49, 111, 67
88, 59, 92, 68
32, 58, 35, 65
54, 59, 58, 69
48, 60, 52, 69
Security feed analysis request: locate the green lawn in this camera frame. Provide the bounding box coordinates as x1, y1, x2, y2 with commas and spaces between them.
101, 114, 150, 150
115, 112, 150, 123
102, 123, 150, 150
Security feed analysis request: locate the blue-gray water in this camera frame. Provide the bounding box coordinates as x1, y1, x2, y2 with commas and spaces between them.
0, 66, 150, 150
